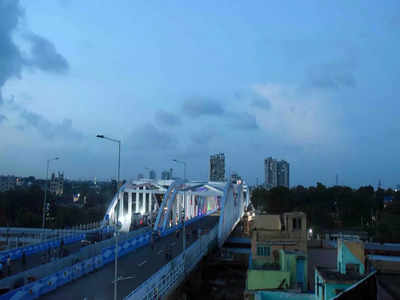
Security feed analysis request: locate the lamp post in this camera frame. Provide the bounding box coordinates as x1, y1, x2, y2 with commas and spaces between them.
113, 222, 121, 300
42, 157, 59, 232
96, 134, 121, 300
96, 135, 120, 190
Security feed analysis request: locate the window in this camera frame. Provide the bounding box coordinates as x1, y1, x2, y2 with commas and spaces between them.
293, 217, 302, 231
256, 246, 270, 256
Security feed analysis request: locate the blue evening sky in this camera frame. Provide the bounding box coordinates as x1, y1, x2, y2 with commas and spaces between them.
0, 0, 399, 187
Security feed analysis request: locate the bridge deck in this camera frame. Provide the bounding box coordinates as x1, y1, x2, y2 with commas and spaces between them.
41, 215, 219, 300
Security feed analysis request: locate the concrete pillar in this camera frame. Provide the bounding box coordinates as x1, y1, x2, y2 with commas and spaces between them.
136, 191, 139, 213
145, 193, 148, 214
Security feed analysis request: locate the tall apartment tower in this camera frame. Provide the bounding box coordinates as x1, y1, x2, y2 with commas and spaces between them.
264, 157, 278, 189
277, 160, 290, 188
209, 153, 225, 182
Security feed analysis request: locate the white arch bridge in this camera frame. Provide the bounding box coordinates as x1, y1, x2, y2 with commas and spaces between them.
105, 178, 249, 244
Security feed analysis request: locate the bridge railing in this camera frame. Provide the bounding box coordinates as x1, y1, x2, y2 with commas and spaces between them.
0, 227, 147, 297
125, 224, 218, 300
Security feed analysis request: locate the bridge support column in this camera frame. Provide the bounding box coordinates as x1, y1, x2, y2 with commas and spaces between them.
128, 192, 132, 225
136, 192, 139, 213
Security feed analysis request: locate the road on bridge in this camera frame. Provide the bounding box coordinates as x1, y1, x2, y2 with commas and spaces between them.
41, 215, 219, 300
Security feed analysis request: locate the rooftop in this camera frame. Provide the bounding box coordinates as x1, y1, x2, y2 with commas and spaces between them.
316, 266, 365, 284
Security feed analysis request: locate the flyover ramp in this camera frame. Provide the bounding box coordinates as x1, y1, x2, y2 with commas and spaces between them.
41, 216, 219, 300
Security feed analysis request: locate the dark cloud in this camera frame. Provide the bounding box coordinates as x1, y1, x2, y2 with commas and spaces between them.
127, 123, 177, 150
191, 128, 216, 145
251, 98, 271, 110
307, 60, 356, 90
226, 112, 259, 130
155, 110, 181, 127
0, 0, 68, 101
182, 98, 224, 118
0, 0, 24, 91
235, 89, 271, 111
18, 109, 83, 140
24, 32, 69, 73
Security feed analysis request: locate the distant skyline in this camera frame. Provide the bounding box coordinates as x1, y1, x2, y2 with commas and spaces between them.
0, 1, 399, 188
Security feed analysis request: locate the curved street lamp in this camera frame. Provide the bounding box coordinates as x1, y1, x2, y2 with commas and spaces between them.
96, 134, 121, 300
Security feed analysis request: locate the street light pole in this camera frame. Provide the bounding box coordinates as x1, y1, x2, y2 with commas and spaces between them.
114, 229, 119, 300
96, 134, 121, 300
42, 157, 59, 232
96, 135, 120, 189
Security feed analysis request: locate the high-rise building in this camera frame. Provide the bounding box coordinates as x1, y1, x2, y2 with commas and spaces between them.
264, 157, 278, 189
209, 153, 225, 182
277, 160, 290, 188
161, 168, 173, 180
149, 170, 156, 180
264, 157, 290, 189
137, 173, 144, 180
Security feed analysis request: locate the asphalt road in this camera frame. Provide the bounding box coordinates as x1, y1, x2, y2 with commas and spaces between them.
42, 215, 220, 300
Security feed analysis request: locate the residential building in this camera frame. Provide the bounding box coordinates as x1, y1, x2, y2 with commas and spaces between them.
315, 239, 369, 300
277, 160, 290, 188
49, 172, 64, 196
245, 212, 308, 298
251, 212, 307, 261
0, 175, 16, 192
209, 153, 225, 182
264, 157, 290, 189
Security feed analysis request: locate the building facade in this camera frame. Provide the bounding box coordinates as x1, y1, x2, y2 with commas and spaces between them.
264, 157, 290, 189
264, 157, 278, 189
49, 172, 64, 196
209, 153, 225, 182
277, 160, 290, 188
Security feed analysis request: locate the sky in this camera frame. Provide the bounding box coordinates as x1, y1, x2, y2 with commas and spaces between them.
0, 0, 399, 188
